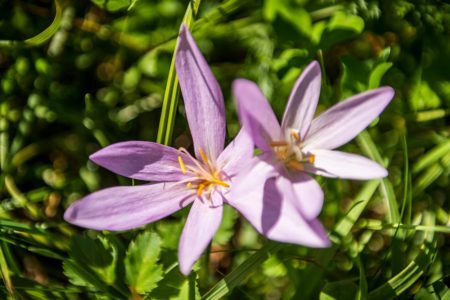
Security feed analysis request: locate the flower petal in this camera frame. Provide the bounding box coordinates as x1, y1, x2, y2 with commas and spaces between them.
281, 61, 322, 140
217, 128, 254, 178
227, 159, 329, 247
64, 184, 193, 231
283, 172, 324, 220
90, 141, 187, 182
307, 149, 388, 179
178, 193, 223, 275
303, 87, 395, 150
175, 25, 225, 160
232, 79, 283, 151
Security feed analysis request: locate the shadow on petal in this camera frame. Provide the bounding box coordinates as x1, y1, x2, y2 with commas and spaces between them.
261, 177, 282, 235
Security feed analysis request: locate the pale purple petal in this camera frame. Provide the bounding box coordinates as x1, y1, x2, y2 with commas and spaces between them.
90, 141, 187, 182
303, 87, 395, 151
64, 184, 194, 231
307, 149, 388, 179
227, 159, 329, 247
281, 61, 322, 140
282, 172, 324, 220
232, 79, 283, 151
178, 193, 223, 275
175, 25, 225, 161
217, 128, 254, 178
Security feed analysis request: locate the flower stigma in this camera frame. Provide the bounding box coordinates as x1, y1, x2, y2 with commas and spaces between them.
270, 129, 315, 171
176, 148, 230, 198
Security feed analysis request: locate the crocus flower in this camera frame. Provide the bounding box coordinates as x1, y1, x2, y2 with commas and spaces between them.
64, 27, 329, 275
231, 61, 394, 223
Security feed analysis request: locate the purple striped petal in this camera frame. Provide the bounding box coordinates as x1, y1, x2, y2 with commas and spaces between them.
233, 79, 283, 152
281, 61, 322, 140
303, 87, 395, 151
178, 193, 223, 275
217, 128, 254, 178
64, 184, 194, 231
90, 141, 187, 182
282, 172, 324, 220
175, 25, 225, 161
227, 159, 329, 247
307, 149, 388, 179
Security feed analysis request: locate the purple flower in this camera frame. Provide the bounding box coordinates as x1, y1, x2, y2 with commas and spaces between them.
230, 61, 394, 223
64, 27, 329, 275
64, 26, 254, 275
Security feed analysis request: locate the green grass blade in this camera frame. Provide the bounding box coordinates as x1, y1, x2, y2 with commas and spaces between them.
367, 244, 436, 299
413, 152, 450, 193
0, 0, 63, 48
356, 257, 368, 300
202, 243, 280, 300
357, 220, 450, 233
412, 140, 450, 174
368, 211, 437, 299
157, 0, 201, 145
293, 180, 380, 299
357, 131, 400, 223
0, 244, 12, 297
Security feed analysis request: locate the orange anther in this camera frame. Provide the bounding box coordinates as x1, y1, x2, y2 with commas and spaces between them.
291, 131, 300, 141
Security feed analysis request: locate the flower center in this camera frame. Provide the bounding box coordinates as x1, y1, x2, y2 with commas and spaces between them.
177, 148, 229, 198
270, 130, 315, 171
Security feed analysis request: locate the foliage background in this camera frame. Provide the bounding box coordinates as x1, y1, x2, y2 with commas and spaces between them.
0, 0, 449, 299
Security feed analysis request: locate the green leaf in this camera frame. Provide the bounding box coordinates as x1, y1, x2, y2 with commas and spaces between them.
91, 0, 132, 12
319, 11, 365, 49
320, 280, 358, 300
409, 81, 441, 111
368, 62, 393, 89
213, 205, 238, 245
328, 11, 364, 33
63, 259, 125, 298
63, 235, 127, 298
70, 236, 117, 285
157, 0, 202, 145
157, 221, 184, 250
202, 242, 280, 300
125, 231, 163, 295
149, 264, 200, 300
0, 0, 63, 48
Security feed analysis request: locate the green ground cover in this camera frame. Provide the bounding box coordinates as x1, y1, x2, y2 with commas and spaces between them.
0, 0, 449, 299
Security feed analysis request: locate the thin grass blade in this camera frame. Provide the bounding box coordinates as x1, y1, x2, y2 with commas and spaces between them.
157, 0, 201, 145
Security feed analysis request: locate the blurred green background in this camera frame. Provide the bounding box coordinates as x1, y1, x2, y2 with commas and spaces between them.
0, 0, 449, 299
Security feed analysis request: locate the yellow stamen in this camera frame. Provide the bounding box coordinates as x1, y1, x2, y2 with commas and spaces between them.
197, 183, 206, 196
291, 131, 300, 141
210, 179, 230, 188
178, 156, 187, 174
198, 148, 209, 164
308, 154, 315, 164
186, 182, 193, 189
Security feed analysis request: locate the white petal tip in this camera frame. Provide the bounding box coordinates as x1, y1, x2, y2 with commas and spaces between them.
63, 208, 72, 223
378, 86, 395, 101
308, 60, 321, 71
179, 263, 192, 276
179, 24, 188, 35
